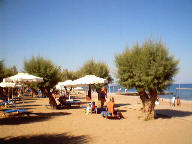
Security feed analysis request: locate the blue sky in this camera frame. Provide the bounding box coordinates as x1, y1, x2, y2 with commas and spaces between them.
0, 0, 192, 83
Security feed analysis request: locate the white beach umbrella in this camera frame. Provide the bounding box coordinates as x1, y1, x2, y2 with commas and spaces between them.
4, 73, 44, 84
73, 75, 108, 86
0, 82, 22, 88
56, 80, 73, 90
0, 82, 16, 88
0, 79, 22, 100
60, 80, 73, 87
74, 87, 83, 90
72, 75, 108, 100
4, 73, 43, 103
0, 79, 22, 88
73, 87, 88, 94
56, 82, 63, 90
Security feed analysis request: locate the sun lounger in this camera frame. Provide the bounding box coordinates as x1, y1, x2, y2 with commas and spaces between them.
67, 100, 81, 106
38, 96, 46, 98
3, 109, 31, 117
12, 97, 22, 101
95, 107, 106, 114
101, 111, 121, 119
0, 101, 16, 108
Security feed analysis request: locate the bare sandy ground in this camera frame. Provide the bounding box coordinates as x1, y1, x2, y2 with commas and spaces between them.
0, 93, 192, 144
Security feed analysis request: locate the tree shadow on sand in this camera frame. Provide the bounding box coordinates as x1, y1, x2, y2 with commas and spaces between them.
155, 109, 192, 119
0, 112, 71, 125
80, 102, 90, 105
21, 101, 36, 104
15, 100, 36, 104
0, 133, 90, 144
115, 103, 131, 108
23, 98, 38, 100
19, 104, 42, 107
118, 109, 127, 112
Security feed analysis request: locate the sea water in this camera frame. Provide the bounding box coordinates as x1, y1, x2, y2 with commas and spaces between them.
108, 84, 192, 101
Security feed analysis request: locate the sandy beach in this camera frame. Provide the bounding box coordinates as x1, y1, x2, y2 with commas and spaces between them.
0, 93, 192, 144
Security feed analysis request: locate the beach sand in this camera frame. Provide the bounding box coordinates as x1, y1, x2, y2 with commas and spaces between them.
0, 93, 192, 144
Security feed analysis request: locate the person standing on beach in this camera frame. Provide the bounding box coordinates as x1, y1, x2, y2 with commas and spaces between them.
100, 87, 107, 107
177, 96, 181, 106
171, 95, 176, 106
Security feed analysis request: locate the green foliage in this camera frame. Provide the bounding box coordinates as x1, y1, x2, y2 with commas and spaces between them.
0, 60, 4, 81
3, 66, 18, 78
61, 69, 79, 81
78, 59, 112, 83
115, 39, 179, 91
0, 60, 18, 82
78, 59, 112, 92
24, 56, 62, 92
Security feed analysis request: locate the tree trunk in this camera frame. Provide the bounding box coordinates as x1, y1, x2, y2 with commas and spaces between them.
144, 99, 155, 120
97, 90, 101, 100
7, 88, 11, 101
97, 89, 102, 108
137, 88, 157, 120
48, 94, 57, 109
146, 88, 157, 120
0, 87, 3, 98
64, 87, 69, 98
42, 88, 57, 109
137, 89, 149, 112
87, 84, 91, 100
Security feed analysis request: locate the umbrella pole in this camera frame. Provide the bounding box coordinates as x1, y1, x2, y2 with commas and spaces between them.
12, 88, 13, 99
8, 88, 10, 101
60, 87, 62, 96
87, 84, 91, 100
22, 86, 25, 108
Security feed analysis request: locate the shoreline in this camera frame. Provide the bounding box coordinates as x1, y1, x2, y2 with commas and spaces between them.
108, 92, 192, 102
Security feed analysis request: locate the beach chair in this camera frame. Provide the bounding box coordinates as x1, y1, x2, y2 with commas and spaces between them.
2, 109, 31, 117
67, 99, 81, 106
0, 100, 16, 108
95, 107, 106, 114
38, 95, 46, 98
101, 111, 121, 119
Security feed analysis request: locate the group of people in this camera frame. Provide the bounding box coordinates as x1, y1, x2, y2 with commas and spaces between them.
85, 87, 124, 119
52, 90, 71, 108
171, 95, 181, 106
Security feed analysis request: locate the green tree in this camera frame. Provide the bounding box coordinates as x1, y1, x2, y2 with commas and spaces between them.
61, 69, 79, 81
78, 59, 112, 100
0, 60, 4, 82
0, 60, 18, 98
0, 60, 18, 82
24, 56, 62, 109
61, 69, 81, 97
3, 66, 18, 78
115, 40, 179, 120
